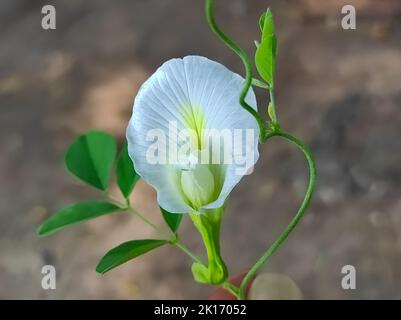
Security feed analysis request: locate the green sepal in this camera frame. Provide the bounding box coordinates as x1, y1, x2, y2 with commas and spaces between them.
190, 208, 228, 285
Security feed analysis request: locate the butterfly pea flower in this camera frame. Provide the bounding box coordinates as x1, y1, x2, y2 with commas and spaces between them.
127, 56, 259, 213
126, 56, 259, 284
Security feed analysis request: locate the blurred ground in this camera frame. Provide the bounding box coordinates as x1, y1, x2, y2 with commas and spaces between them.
0, 0, 401, 299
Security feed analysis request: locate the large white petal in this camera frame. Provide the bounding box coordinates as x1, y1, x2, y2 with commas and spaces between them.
126, 56, 259, 213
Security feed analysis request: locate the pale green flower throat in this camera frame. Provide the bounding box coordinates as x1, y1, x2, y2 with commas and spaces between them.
180, 104, 216, 210
180, 104, 228, 285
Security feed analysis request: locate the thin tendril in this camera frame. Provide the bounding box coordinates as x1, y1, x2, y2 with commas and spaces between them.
205, 0, 266, 141
238, 131, 317, 299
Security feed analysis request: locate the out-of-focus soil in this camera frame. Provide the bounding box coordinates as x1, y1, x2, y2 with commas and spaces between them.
0, 0, 401, 299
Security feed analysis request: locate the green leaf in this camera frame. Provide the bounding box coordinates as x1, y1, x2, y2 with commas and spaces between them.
161, 207, 183, 233
96, 239, 168, 273
259, 12, 266, 32
116, 143, 140, 198
37, 201, 120, 236
256, 9, 278, 85
65, 131, 117, 191
255, 35, 277, 85
260, 8, 275, 40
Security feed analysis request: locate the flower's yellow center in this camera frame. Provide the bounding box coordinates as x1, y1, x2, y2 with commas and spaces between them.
182, 104, 206, 149
181, 165, 215, 210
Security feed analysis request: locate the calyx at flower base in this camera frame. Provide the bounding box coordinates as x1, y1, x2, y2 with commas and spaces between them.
189, 207, 228, 285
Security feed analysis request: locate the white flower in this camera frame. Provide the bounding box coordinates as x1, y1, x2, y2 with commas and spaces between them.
127, 56, 259, 213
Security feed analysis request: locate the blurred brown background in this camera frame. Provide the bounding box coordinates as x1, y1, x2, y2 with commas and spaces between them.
1, 0, 401, 299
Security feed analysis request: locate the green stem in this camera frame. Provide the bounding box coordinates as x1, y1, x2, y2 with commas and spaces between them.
222, 281, 240, 298
105, 193, 126, 207
205, 0, 266, 141
130, 207, 168, 236
107, 195, 173, 239
268, 86, 278, 124
238, 131, 317, 299
107, 194, 207, 275
174, 240, 204, 264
